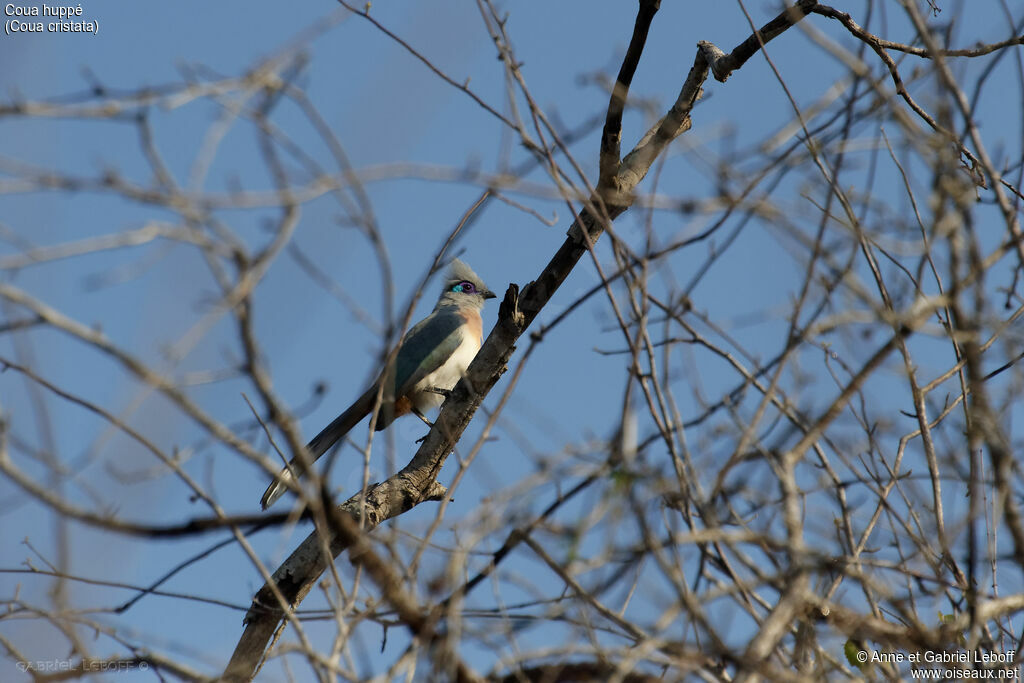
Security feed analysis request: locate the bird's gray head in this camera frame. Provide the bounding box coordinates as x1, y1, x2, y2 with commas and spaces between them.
438, 258, 496, 309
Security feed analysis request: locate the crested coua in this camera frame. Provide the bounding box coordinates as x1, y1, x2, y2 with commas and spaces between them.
260, 258, 496, 510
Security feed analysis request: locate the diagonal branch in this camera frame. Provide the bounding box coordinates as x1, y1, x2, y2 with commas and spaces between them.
599, 0, 661, 194
702, 0, 820, 83
224, 2, 822, 679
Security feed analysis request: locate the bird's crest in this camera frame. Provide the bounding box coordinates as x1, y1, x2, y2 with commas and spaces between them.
446, 258, 486, 290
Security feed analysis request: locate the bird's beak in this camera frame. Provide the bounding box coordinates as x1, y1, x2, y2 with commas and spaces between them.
483, 289, 497, 300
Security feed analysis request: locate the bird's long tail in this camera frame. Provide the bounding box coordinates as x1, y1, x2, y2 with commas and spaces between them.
260, 385, 380, 510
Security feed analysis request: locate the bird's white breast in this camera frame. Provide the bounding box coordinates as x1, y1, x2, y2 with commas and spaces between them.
410, 332, 480, 412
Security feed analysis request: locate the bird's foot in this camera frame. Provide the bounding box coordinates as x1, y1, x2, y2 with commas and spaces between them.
425, 386, 453, 399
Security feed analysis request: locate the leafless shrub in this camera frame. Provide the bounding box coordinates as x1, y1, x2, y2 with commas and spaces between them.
2, 1, 1023, 681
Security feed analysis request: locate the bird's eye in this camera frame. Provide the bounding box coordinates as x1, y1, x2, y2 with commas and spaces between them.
455, 281, 476, 294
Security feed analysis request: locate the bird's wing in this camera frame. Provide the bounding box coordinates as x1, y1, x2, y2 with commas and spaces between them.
390, 310, 465, 398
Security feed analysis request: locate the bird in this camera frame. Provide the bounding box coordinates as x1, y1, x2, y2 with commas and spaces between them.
260, 258, 496, 510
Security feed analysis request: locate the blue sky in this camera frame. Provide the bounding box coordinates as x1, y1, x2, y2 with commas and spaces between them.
2, 0, 1023, 679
